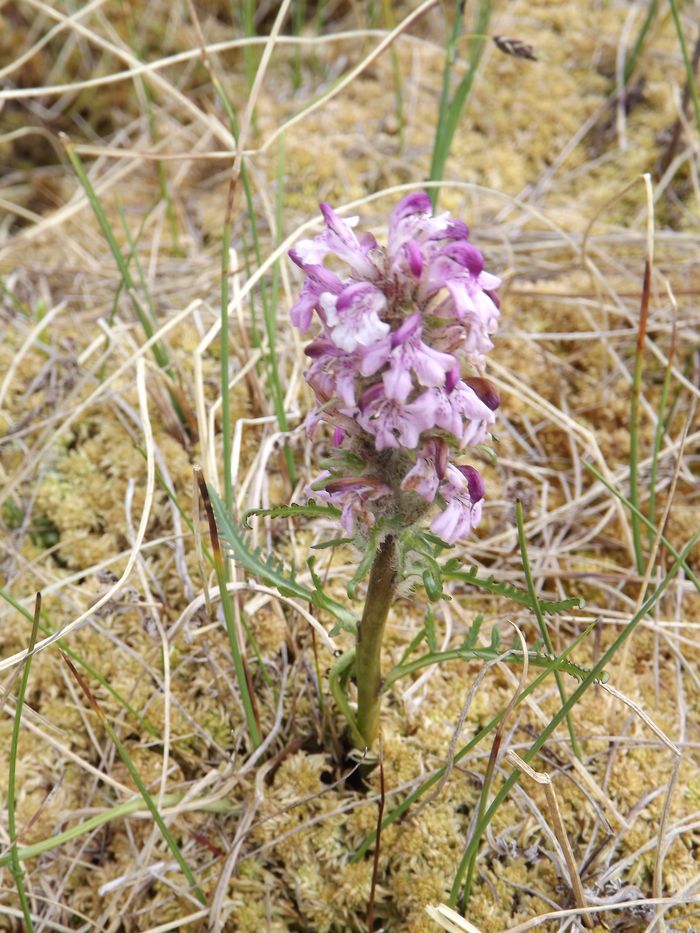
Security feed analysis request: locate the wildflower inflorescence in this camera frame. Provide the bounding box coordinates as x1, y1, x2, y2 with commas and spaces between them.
290, 193, 500, 546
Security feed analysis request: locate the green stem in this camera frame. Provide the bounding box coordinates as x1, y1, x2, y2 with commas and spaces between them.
624, 0, 657, 83
355, 535, 397, 748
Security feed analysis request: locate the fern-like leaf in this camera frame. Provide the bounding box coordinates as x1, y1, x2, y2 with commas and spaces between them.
444, 563, 585, 615
243, 503, 341, 528
209, 488, 357, 634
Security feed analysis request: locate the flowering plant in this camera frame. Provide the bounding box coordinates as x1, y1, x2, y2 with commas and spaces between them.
291, 192, 500, 549
288, 193, 501, 748
210, 194, 589, 754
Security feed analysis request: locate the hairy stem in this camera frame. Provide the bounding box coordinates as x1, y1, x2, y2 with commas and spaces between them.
355, 535, 397, 748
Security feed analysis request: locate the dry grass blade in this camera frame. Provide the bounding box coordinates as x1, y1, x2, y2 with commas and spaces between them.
505, 750, 591, 927
425, 904, 484, 933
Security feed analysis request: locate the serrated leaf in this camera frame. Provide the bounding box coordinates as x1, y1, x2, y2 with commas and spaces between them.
443, 562, 585, 616
243, 503, 341, 527
209, 487, 357, 635
307, 555, 322, 592
347, 529, 378, 600
311, 536, 354, 550
464, 614, 484, 649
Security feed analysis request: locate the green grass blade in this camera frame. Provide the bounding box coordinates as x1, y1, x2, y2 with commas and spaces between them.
429, 1, 465, 210
328, 649, 365, 749
269, 132, 296, 484
382, 0, 406, 147
62, 139, 170, 373
143, 460, 272, 690
624, 0, 658, 83
647, 325, 675, 545
516, 500, 583, 760
211, 79, 296, 490
7, 593, 42, 931
629, 260, 650, 574
0, 277, 30, 316
220, 185, 235, 513
217, 564, 262, 747
291, 0, 307, 90
583, 461, 700, 593
241, 0, 258, 98
668, 0, 700, 137
122, 4, 180, 254
0, 793, 233, 870
429, 0, 491, 209
197, 475, 261, 748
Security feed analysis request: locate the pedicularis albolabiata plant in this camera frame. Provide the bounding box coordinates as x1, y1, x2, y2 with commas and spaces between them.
211, 193, 584, 752
291, 193, 500, 747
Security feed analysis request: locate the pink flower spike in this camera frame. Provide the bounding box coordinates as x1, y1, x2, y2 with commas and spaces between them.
391, 313, 422, 346
403, 240, 424, 278
288, 195, 500, 539
445, 361, 461, 393
389, 192, 432, 233
440, 241, 485, 277
463, 376, 500, 412
288, 256, 344, 293
290, 282, 318, 332
388, 192, 432, 255
359, 335, 393, 378
304, 339, 362, 407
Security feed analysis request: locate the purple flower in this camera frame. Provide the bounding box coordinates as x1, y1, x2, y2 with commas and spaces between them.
387, 193, 470, 274
420, 242, 501, 366
361, 314, 456, 403
430, 464, 485, 545
428, 378, 497, 445
305, 338, 363, 406
323, 282, 389, 352
312, 474, 391, 534
401, 437, 448, 501
292, 205, 378, 281
358, 384, 436, 450
289, 193, 501, 543
288, 261, 343, 332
